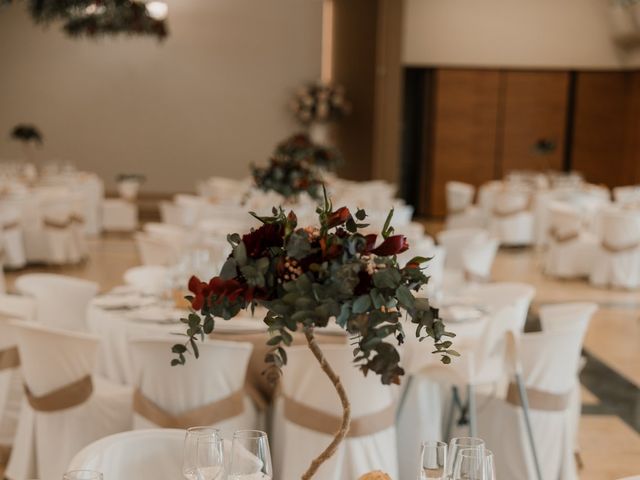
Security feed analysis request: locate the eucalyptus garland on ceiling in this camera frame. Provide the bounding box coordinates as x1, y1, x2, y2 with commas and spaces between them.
1, 0, 168, 40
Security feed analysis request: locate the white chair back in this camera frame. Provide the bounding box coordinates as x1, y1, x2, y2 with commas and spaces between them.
159, 201, 184, 226
123, 265, 169, 296
538, 302, 597, 340
437, 228, 488, 270
143, 222, 190, 248
613, 185, 640, 204
68, 428, 184, 478
462, 235, 499, 280
14, 274, 98, 331
446, 181, 475, 213
601, 208, 640, 249
464, 282, 535, 332
548, 201, 583, 239
131, 338, 254, 431
277, 344, 398, 479
134, 233, 180, 266
12, 321, 98, 397
0, 294, 36, 322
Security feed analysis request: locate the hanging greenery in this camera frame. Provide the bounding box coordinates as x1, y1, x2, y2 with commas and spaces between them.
1, 0, 168, 40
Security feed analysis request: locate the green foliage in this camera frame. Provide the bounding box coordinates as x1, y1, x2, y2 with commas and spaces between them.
173, 191, 455, 386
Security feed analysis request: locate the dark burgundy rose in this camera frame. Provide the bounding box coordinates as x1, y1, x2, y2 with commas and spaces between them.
362, 234, 377, 253
209, 277, 246, 303
354, 269, 373, 295
242, 223, 284, 258
370, 235, 409, 256
188, 275, 211, 310
327, 206, 351, 228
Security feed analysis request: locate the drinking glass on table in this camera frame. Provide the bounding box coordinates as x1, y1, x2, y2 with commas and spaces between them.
452, 448, 486, 480
63, 471, 103, 480
418, 440, 447, 479
483, 449, 496, 480
446, 437, 485, 479
183, 427, 225, 480
228, 430, 273, 480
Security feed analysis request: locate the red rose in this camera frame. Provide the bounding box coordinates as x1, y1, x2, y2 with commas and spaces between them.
370, 235, 409, 256
242, 223, 284, 258
363, 234, 377, 253
209, 277, 246, 303
327, 206, 351, 228
188, 275, 211, 310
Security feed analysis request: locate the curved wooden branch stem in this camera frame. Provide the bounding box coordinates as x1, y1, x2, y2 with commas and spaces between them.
301, 327, 352, 480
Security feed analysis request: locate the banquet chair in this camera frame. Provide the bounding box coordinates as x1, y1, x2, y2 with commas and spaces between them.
41, 195, 82, 265
488, 187, 535, 246
70, 194, 89, 260
477, 326, 587, 480
273, 344, 399, 480
174, 194, 206, 227
0, 317, 20, 465
143, 222, 190, 250
130, 338, 258, 433
539, 302, 597, 468
123, 265, 169, 296
0, 208, 26, 269
5, 322, 132, 480
461, 235, 499, 282
612, 185, 640, 205
15, 274, 99, 331
102, 198, 138, 232
445, 181, 484, 229
134, 232, 181, 266
67, 428, 184, 479
544, 202, 598, 279
436, 228, 489, 270
159, 200, 185, 226
462, 282, 536, 332
589, 208, 640, 289
0, 294, 36, 323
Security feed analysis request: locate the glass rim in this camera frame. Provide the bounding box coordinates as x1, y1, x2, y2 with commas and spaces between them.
421, 440, 447, 448
186, 426, 221, 435
450, 436, 485, 446
457, 447, 485, 458
232, 429, 268, 439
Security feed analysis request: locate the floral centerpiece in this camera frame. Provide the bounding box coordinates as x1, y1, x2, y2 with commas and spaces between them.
290, 81, 351, 125
251, 152, 324, 202
10, 124, 42, 168
172, 190, 456, 479
274, 132, 342, 172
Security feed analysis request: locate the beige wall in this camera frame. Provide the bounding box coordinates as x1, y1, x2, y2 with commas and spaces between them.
403, 0, 639, 69
0, 0, 322, 193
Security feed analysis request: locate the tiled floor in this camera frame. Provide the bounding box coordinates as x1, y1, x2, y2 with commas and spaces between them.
2, 231, 640, 478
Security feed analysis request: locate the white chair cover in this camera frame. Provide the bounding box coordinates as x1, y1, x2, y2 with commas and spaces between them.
68, 428, 185, 479
613, 185, 640, 205
462, 282, 536, 332
436, 228, 489, 270
489, 188, 535, 246
14, 274, 99, 331
159, 200, 185, 226
117, 179, 141, 201
143, 222, 190, 250
544, 202, 598, 278
0, 207, 26, 269
134, 233, 181, 266
102, 198, 138, 232
445, 181, 484, 229
274, 344, 399, 480
123, 265, 169, 297
589, 208, 640, 289
478, 327, 586, 480
461, 235, 499, 281
130, 338, 258, 433
41, 195, 83, 265
5, 322, 132, 480
0, 318, 20, 458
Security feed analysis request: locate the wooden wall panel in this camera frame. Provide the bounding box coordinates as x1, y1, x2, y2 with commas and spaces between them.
501, 71, 569, 175
571, 72, 637, 187
426, 69, 501, 216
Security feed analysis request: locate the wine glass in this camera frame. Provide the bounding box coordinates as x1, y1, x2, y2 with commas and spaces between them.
446, 437, 485, 479
228, 430, 273, 480
63, 471, 103, 480
418, 440, 447, 479
183, 427, 223, 480
452, 448, 486, 480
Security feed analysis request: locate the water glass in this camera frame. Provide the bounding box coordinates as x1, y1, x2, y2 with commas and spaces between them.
483, 449, 496, 480
418, 440, 447, 479
452, 448, 486, 480
446, 437, 485, 479
228, 430, 273, 480
183, 427, 224, 480
63, 471, 103, 480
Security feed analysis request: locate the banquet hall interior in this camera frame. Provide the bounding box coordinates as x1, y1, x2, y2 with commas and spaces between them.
0, 0, 639, 479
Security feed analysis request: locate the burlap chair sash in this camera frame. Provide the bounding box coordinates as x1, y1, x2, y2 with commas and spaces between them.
70, 214, 85, 225
463, 269, 490, 283
602, 240, 640, 253
2, 221, 20, 231
133, 388, 245, 429
0, 346, 20, 371
505, 382, 570, 411
447, 205, 468, 215
283, 396, 396, 438
549, 228, 579, 244
43, 217, 72, 229
25, 375, 93, 412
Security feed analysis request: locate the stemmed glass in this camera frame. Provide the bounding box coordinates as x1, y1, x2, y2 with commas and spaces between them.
183, 427, 225, 480
418, 440, 447, 479
63, 471, 103, 480
446, 437, 485, 479
451, 448, 486, 480
228, 430, 273, 480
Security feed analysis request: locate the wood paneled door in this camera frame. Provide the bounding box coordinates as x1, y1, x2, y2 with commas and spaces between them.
500, 71, 570, 175
425, 69, 501, 216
